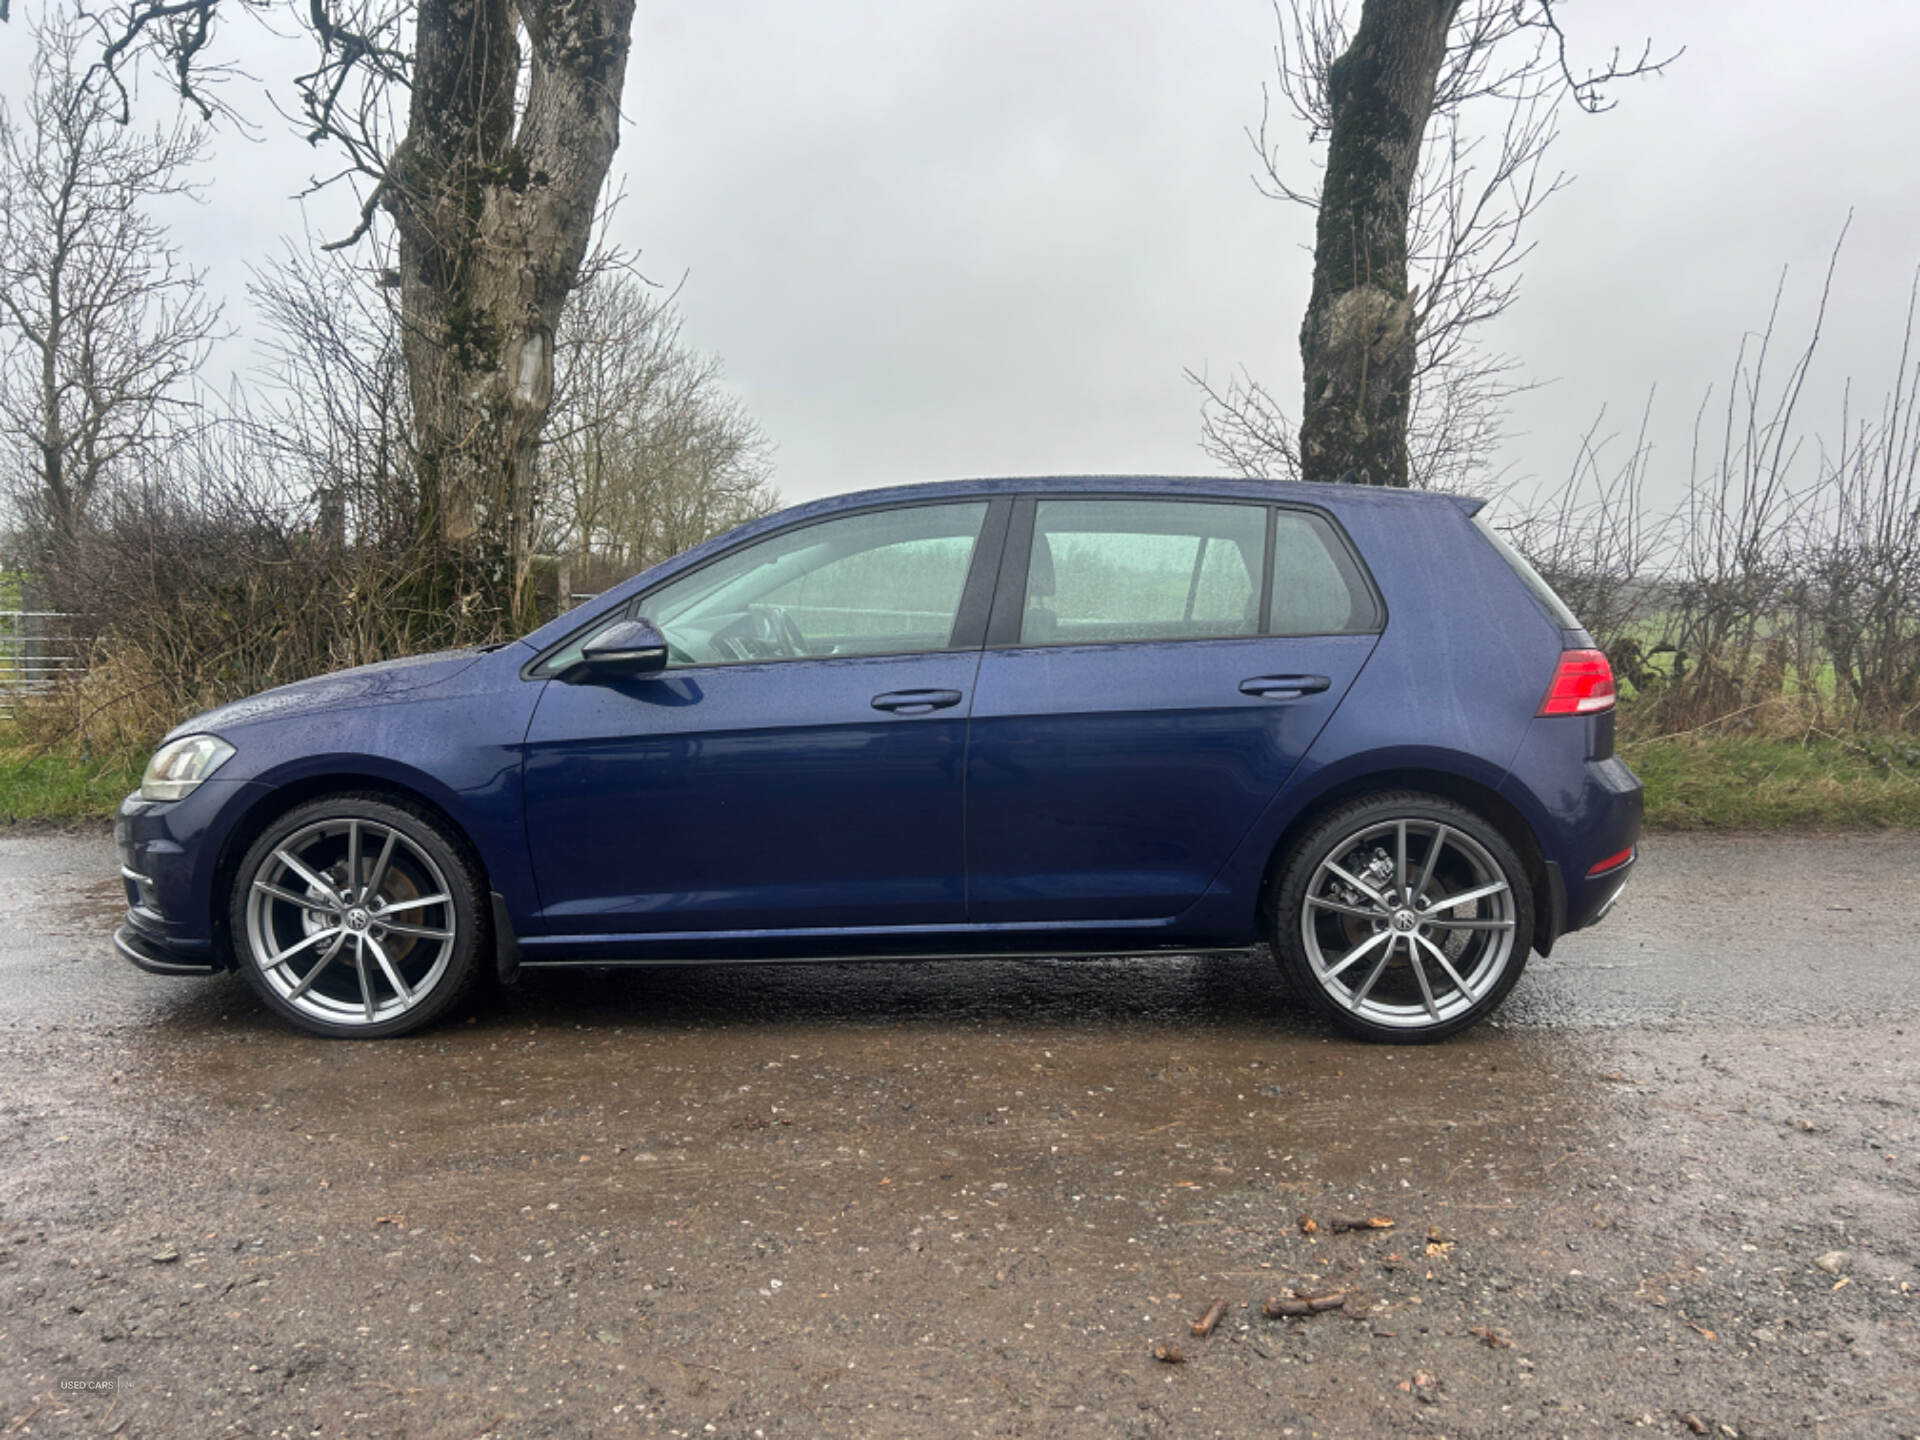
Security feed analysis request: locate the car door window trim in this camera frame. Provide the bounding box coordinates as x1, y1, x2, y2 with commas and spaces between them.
523, 490, 1384, 678
983, 498, 1035, 649
1258, 506, 1279, 634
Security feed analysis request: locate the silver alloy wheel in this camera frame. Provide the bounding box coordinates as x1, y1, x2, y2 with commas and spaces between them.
243, 817, 457, 1028
1299, 817, 1517, 1032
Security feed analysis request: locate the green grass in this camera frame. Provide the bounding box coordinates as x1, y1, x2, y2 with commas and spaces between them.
1624, 733, 1920, 830
2, 728, 1917, 832
0, 745, 143, 824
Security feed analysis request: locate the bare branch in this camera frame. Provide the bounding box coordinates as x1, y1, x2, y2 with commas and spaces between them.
1187, 366, 1301, 481
1518, 0, 1683, 115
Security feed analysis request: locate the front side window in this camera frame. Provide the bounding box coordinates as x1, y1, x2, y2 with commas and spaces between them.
642, 501, 989, 665
1022, 499, 1266, 645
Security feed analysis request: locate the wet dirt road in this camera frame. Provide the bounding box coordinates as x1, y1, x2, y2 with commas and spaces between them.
1, 829, 1915, 1439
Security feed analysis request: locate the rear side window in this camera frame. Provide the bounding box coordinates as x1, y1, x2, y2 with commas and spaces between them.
1472, 513, 1581, 629
1023, 499, 1266, 645
1269, 510, 1381, 635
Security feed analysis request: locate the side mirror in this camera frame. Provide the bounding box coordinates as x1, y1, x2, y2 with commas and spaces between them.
567, 617, 669, 681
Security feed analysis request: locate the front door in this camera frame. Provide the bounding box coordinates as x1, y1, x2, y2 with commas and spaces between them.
523, 499, 1004, 935
965, 496, 1381, 924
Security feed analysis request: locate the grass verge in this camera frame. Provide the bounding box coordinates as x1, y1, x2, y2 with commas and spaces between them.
0, 743, 143, 825
1621, 732, 1920, 829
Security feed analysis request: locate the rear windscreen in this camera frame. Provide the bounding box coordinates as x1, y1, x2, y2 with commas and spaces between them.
1471, 513, 1582, 630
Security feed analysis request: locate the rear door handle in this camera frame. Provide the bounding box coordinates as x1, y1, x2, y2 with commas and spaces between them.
1240, 674, 1331, 701
871, 689, 964, 715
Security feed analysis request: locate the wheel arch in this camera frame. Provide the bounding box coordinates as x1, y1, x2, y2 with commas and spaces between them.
212, 766, 497, 969
1256, 763, 1555, 954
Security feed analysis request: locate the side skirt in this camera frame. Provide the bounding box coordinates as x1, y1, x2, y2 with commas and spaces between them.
517, 947, 1256, 970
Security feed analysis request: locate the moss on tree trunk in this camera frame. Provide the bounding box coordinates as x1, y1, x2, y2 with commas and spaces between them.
386, 0, 636, 630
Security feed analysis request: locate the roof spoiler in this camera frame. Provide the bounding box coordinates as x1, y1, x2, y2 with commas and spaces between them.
1330, 473, 1487, 518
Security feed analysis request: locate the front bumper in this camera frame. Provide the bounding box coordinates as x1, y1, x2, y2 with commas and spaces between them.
114, 922, 220, 976
114, 780, 263, 976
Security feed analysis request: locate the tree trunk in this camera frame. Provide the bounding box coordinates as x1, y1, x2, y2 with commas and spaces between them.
39, 310, 71, 546
388, 0, 636, 626
1298, 0, 1458, 487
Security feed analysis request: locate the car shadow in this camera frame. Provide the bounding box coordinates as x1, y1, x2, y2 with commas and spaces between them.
155, 948, 1326, 1040
506, 950, 1310, 1034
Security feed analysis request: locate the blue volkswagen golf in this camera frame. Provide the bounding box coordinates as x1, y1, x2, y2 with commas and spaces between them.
114, 476, 1640, 1042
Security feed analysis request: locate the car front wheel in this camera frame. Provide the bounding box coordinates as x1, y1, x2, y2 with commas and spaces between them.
230, 794, 486, 1038
1272, 792, 1534, 1043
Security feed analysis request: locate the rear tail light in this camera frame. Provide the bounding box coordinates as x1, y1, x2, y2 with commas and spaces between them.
1538, 648, 1616, 717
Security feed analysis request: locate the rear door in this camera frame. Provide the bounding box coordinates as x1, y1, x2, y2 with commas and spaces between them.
964, 496, 1382, 924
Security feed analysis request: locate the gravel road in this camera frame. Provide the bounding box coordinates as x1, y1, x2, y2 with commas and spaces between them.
1, 827, 1915, 1438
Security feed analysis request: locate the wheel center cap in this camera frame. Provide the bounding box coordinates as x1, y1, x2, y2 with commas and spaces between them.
1391, 909, 1417, 933
344, 907, 370, 932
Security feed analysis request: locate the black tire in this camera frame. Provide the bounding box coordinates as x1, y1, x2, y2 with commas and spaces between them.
228, 793, 488, 1039
1271, 791, 1534, 1043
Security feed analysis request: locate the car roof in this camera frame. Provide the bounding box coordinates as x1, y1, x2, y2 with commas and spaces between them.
790, 474, 1485, 518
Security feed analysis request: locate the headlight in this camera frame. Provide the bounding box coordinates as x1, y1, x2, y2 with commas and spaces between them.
140, 734, 236, 801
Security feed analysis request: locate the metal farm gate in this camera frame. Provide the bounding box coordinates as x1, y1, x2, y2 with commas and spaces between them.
0, 610, 83, 719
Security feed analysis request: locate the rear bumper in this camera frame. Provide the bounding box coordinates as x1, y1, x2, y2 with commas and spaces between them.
1500, 725, 1644, 949
1557, 763, 1642, 934
1573, 846, 1637, 928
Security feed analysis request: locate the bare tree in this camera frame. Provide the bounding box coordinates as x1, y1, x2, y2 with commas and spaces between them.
50, 0, 641, 623
248, 238, 775, 594
1197, 0, 1675, 489
248, 237, 417, 545
536, 269, 778, 588
0, 11, 219, 553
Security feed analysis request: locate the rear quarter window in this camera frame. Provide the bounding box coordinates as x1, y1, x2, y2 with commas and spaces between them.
1268, 509, 1382, 635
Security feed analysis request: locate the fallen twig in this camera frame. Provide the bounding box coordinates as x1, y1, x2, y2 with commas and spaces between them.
1190, 1299, 1229, 1338
1326, 1215, 1394, 1233
1262, 1289, 1349, 1318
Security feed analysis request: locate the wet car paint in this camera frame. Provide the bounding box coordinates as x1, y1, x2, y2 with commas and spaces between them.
114, 476, 1640, 992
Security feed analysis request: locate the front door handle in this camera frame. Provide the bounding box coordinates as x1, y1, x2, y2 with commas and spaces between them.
871, 689, 964, 716
1240, 674, 1331, 701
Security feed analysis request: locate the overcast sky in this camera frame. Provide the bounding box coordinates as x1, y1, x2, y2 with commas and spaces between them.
6, 0, 1919, 512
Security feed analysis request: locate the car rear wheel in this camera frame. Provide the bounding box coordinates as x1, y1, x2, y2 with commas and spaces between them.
1272, 792, 1533, 1043
230, 794, 486, 1038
